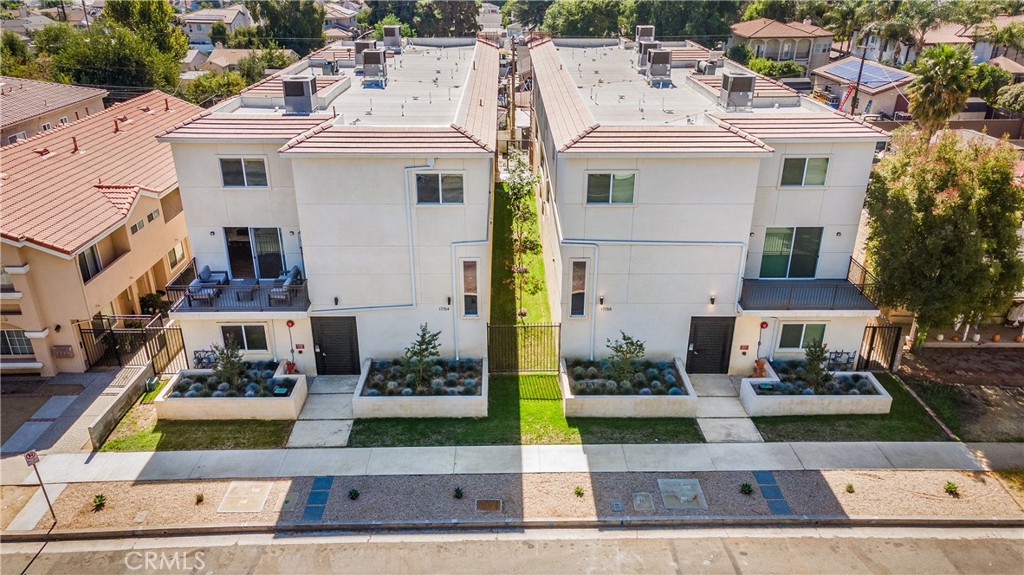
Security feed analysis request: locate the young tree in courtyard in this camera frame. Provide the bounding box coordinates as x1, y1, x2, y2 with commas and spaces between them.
907, 44, 974, 137
971, 63, 1012, 106
504, 148, 541, 320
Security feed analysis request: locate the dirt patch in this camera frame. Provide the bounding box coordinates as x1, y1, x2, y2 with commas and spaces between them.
1, 486, 37, 529
103, 402, 157, 444
994, 469, 1024, 510
901, 348, 1024, 387
950, 385, 1024, 441
0, 396, 49, 444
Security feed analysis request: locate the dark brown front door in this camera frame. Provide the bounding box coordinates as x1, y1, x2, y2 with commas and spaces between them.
311, 317, 360, 375
686, 317, 735, 374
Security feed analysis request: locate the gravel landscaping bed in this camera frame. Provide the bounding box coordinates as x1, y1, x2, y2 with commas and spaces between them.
1, 486, 37, 530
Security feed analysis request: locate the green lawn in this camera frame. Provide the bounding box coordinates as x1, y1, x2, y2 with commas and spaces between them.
347, 374, 704, 447
752, 372, 950, 442
906, 379, 1024, 442
490, 183, 551, 324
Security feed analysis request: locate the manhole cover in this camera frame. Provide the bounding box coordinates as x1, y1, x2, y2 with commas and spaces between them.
610, 501, 625, 512
218, 481, 273, 513
476, 499, 502, 512
657, 478, 708, 510
632, 492, 655, 512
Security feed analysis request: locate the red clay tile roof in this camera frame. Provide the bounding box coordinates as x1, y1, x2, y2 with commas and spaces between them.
712, 113, 889, 141
529, 39, 598, 151
1, 91, 202, 256
669, 45, 711, 62
240, 74, 347, 97
691, 73, 797, 98
561, 125, 771, 155
731, 18, 833, 39
158, 113, 334, 142
279, 125, 491, 155
989, 55, 1024, 75
0, 76, 107, 129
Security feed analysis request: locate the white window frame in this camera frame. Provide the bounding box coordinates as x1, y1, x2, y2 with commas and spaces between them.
218, 156, 269, 188
585, 171, 637, 205
41, 122, 52, 131
220, 324, 269, 351
7, 131, 26, 144
78, 244, 103, 283
147, 208, 160, 222
569, 259, 588, 318
59, 116, 69, 125
130, 219, 145, 234
168, 241, 186, 270
777, 323, 827, 351
0, 329, 34, 356
462, 259, 479, 318
779, 156, 829, 187
415, 171, 465, 205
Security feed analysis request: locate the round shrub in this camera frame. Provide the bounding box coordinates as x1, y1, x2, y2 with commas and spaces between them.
404, 374, 417, 385
401, 388, 413, 396
170, 391, 182, 398
649, 380, 662, 390
638, 388, 653, 396
245, 391, 257, 397
261, 369, 274, 380
184, 390, 199, 397
572, 366, 586, 380
849, 389, 860, 395
225, 390, 239, 397
618, 380, 632, 392
461, 385, 476, 396
376, 360, 390, 371
663, 373, 677, 385
211, 390, 226, 397
604, 380, 618, 393
367, 389, 381, 397
447, 372, 459, 381
387, 381, 399, 390
247, 369, 259, 380
432, 365, 443, 375
194, 375, 208, 384
431, 379, 444, 390
464, 378, 477, 387
633, 372, 647, 384
217, 382, 231, 392
656, 361, 670, 370
189, 383, 204, 393
447, 359, 460, 370
174, 381, 190, 393
646, 368, 659, 379
373, 373, 385, 383
445, 378, 459, 387
668, 387, 683, 395
801, 388, 814, 395
390, 365, 403, 376
585, 366, 599, 378
851, 374, 864, 382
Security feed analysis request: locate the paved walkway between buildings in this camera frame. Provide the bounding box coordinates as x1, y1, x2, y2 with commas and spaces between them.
0, 441, 997, 487
690, 375, 764, 443
286, 376, 358, 448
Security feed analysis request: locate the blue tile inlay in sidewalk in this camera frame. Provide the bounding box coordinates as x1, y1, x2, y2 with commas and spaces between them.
759, 485, 783, 500
311, 476, 334, 491
752, 471, 776, 485
302, 505, 325, 522
767, 499, 792, 515
307, 490, 329, 505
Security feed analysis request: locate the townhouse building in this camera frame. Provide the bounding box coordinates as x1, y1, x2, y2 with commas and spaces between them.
181, 5, 253, 47
529, 35, 887, 375
1, 77, 107, 145
159, 37, 499, 376
0, 92, 202, 376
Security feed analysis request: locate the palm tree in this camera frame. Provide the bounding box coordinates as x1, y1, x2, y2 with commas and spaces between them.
907, 44, 975, 137
825, 0, 864, 54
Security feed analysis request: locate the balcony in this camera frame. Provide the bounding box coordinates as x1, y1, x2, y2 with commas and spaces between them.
165, 259, 310, 313
739, 258, 880, 312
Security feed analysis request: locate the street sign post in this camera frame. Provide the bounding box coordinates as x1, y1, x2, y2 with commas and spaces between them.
24, 451, 56, 524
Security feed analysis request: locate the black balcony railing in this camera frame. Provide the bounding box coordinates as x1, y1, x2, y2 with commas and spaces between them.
739, 279, 877, 311
846, 256, 882, 306
165, 258, 310, 312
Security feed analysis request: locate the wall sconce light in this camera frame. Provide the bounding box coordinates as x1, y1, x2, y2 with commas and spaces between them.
209, 230, 215, 236
709, 295, 716, 305
447, 296, 452, 306
334, 297, 339, 305
836, 231, 842, 237
290, 231, 295, 236
750, 232, 755, 237
54, 324, 62, 333
599, 295, 604, 305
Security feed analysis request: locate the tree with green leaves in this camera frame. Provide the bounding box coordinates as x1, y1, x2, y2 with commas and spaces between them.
501, 0, 553, 29
504, 148, 541, 319
746, 57, 803, 78
362, 0, 418, 30
209, 21, 228, 46
802, 340, 832, 394
414, 0, 480, 37
102, 0, 187, 58
245, 0, 324, 56
47, 23, 179, 90
185, 70, 246, 106
824, 0, 864, 53
541, 0, 627, 38
31, 22, 76, 56
236, 48, 295, 84
971, 63, 1012, 106
226, 26, 269, 49
606, 331, 645, 383
212, 336, 245, 386
1, 29, 28, 71
907, 44, 974, 137
865, 128, 1024, 340
404, 323, 442, 387
898, 0, 955, 55
630, 0, 739, 40
996, 81, 1024, 113
727, 42, 753, 64
371, 13, 415, 40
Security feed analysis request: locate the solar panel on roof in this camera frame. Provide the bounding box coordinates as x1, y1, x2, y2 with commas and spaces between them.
823, 59, 909, 89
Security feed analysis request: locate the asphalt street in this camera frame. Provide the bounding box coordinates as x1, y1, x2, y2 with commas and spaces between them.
2, 527, 1022, 574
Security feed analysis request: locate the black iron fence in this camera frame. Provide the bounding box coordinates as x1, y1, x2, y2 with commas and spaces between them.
77, 314, 186, 374
740, 280, 877, 311
857, 324, 903, 372
847, 257, 881, 306
488, 323, 560, 372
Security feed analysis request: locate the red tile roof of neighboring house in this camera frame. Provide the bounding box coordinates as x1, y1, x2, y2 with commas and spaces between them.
731, 18, 833, 39
0, 76, 107, 129
922, 22, 973, 45
0, 91, 202, 256
988, 55, 1024, 75
712, 113, 889, 141
158, 113, 334, 142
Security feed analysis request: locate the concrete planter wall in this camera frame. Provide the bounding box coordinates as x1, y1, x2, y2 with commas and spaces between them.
155, 364, 308, 420
739, 363, 892, 416
558, 358, 698, 418
352, 358, 489, 418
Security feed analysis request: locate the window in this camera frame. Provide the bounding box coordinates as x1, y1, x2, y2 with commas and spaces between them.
416, 173, 464, 204
78, 245, 102, 282
586, 173, 635, 204
219, 158, 268, 187
0, 268, 13, 292
570, 261, 587, 317
59, 116, 69, 125
779, 323, 826, 350
147, 209, 160, 222
167, 242, 185, 269
0, 330, 34, 356
220, 325, 269, 351
6, 131, 26, 144
781, 157, 828, 186
463, 260, 478, 317
130, 219, 145, 234
1, 302, 22, 315
760, 227, 822, 278
41, 122, 53, 131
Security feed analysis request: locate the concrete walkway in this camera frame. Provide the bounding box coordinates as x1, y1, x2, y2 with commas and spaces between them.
0, 441, 991, 487
690, 375, 764, 443
286, 376, 358, 448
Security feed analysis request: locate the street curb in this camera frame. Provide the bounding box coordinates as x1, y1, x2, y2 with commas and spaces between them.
3, 515, 1024, 542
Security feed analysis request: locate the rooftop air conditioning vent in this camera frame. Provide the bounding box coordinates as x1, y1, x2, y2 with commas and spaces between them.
283, 76, 318, 114
382, 24, 402, 51
355, 39, 377, 67
646, 48, 672, 86
362, 49, 388, 87
635, 25, 655, 47
636, 40, 661, 69
719, 70, 755, 110
697, 60, 717, 75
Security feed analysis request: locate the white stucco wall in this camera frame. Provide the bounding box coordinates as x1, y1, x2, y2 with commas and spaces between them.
727, 314, 870, 375
176, 316, 317, 374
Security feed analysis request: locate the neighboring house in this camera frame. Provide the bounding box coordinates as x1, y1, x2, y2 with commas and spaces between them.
529, 37, 888, 375
988, 56, 1024, 83
181, 49, 209, 72
852, 14, 1024, 66
323, 2, 358, 30
0, 92, 203, 376
157, 38, 499, 376
202, 47, 299, 74
181, 5, 253, 46
36, 5, 99, 28
478, 2, 502, 29
728, 18, 833, 75
810, 57, 914, 117
0, 76, 107, 145
0, 14, 54, 35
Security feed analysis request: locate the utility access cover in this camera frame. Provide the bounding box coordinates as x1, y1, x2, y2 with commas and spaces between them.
657, 478, 708, 510
218, 481, 273, 513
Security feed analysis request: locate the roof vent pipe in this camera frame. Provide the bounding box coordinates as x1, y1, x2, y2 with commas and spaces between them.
71, 136, 79, 153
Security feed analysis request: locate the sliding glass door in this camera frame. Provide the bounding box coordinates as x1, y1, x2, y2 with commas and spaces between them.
759, 227, 822, 279
224, 227, 284, 280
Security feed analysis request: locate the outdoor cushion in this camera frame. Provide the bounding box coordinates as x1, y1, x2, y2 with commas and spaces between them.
199, 265, 212, 281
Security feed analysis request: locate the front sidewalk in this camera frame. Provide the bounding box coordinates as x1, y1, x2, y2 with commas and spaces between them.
0, 441, 995, 486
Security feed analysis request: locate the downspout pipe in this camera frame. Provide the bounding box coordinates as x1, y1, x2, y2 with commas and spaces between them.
450, 157, 494, 359
311, 158, 433, 314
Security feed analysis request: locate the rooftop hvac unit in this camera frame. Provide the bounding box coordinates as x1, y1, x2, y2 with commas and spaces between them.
308, 57, 337, 75
708, 50, 724, 62
719, 70, 755, 110
282, 76, 318, 114
361, 49, 388, 87
636, 40, 661, 68
697, 60, 717, 75
382, 25, 401, 50
635, 25, 655, 46
355, 39, 376, 67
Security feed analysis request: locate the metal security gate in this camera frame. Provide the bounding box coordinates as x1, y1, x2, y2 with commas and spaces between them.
77, 314, 185, 373
488, 323, 560, 372
857, 325, 903, 371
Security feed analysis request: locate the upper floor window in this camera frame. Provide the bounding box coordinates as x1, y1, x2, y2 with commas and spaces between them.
416, 173, 464, 204
0, 329, 34, 356
78, 244, 102, 283
781, 157, 828, 187
0, 268, 13, 292
570, 260, 587, 317
219, 158, 268, 187
586, 173, 635, 204
168, 241, 185, 269
6, 131, 26, 145
147, 209, 160, 222
41, 122, 52, 131
130, 219, 145, 234
59, 116, 69, 125
463, 260, 478, 317
760, 227, 822, 279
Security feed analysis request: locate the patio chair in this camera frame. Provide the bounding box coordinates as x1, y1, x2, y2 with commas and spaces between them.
269, 266, 300, 306
186, 265, 228, 305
